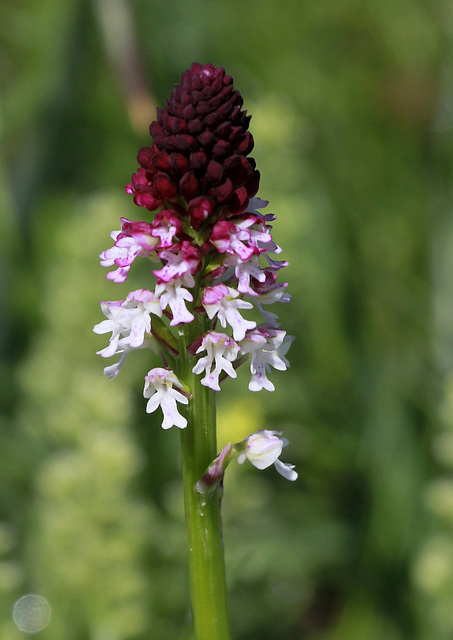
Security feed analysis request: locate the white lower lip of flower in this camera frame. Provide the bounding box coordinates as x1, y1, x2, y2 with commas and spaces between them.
273, 459, 298, 481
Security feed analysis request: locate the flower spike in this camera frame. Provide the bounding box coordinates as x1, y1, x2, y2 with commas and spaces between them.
94, 62, 297, 640
95, 62, 293, 411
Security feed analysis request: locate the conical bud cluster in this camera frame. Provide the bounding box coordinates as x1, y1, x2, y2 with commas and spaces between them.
126, 63, 260, 223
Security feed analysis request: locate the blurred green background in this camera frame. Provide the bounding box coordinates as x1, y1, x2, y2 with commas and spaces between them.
2, 1, 453, 638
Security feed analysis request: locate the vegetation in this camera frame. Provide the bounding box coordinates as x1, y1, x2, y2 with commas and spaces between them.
1, 1, 452, 638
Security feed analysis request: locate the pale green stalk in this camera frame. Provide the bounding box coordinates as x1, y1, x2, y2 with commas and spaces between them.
178, 319, 231, 640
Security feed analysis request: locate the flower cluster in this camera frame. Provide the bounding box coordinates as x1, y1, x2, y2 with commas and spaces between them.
94, 63, 293, 433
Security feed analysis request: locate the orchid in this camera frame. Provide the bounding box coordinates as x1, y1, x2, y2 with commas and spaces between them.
94, 62, 297, 640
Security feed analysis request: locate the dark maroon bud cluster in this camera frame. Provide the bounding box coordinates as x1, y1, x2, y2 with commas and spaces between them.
126, 63, 260, 226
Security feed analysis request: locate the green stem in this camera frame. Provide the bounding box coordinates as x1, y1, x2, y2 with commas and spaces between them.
179, 323, 231, 640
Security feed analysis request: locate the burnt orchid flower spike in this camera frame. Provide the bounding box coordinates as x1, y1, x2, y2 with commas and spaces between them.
94, 63, 296, 640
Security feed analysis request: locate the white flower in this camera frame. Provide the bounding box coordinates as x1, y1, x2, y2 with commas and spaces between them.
192, 331, 240, 391
93, 289, 161, 355
155, 279, 194, 326
238, 430, 298, 481
143, 368, 189, 429
202, 284, 256, 342
239, 327, 293, 392
94, 290, 161, 377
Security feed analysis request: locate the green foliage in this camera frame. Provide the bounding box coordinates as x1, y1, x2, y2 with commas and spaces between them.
1, 0, 452, 638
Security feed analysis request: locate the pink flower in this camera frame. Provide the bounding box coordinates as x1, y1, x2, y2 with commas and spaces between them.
100, 218, 160, 283
250, 270, 290, 300
153, 241, 200, 286
210, 208, 271, 261
210, 219, 257, 261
